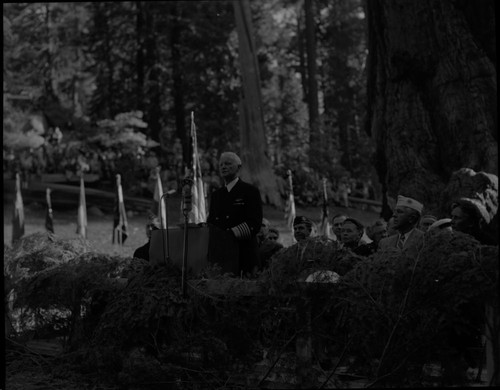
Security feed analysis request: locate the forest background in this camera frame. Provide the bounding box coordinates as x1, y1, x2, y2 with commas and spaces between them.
3, 0, 376, 210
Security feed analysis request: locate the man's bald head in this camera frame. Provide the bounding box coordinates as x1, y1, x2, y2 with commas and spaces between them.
219, 152, 242, 183
220, 152, 242, 166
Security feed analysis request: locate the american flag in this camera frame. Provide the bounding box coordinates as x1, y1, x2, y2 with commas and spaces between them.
153, 166, 167, 229
45, 188, 54, 233
318, 177, 333, 238
112, 174, 128, 245
12, 172, 25, 244
284, 169, 296, 234
189, 111, 207, 224
76, 175, 87, 239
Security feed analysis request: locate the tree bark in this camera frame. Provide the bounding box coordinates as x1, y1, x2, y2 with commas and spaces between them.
233, 0, 281, 206
144, 2, 161, 142
297, 6, 308, 102
136, 1, 145, 112
171, 2, 187, 164
365, 0, 497, 215
304, 0, 320, 169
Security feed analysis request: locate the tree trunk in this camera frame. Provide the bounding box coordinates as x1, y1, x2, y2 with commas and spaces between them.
233, 0, 281, 206
365, 0, 497, 215
304, 0, 320, 169
144, 2, 161, 143
171, 3, 187, 165
297, 5, 308, 102
136, 1, 145, 112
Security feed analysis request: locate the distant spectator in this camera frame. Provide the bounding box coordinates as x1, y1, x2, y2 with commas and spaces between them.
337, 179, 350, 208
341, 218, 376, 256
293, 216, 313, 242
450, 198, 496, 245
386, 216, 397, 236
331, 214, 348, 243
366, 219, 388, 247
378, 195, 425, 256
258, 227, 284, 268
267, 227, 280, 243
133, 217, 161, 261
256, 218, 271, 246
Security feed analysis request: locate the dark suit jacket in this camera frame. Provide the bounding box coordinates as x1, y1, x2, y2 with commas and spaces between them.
207, 178, 263, 275
133, 241, 150, 261
378, 228, 425, 258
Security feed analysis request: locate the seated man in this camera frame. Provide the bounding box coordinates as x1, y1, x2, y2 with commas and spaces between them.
256, 218, 271, 246
341, 217, 377, 256
366, 219, 388, 248
450, 198, 496, 245
258, 227, 284, 267
267, 227, 280, 242
133, 216, 160, 261
293, 216, 313, 242
378, 195, 425, 256
331, 213, 348, 244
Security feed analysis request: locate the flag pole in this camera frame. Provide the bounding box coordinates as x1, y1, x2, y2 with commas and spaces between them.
285, 169, 296, 235
77, 172, 88, 252
45, 187, 54, 234
319, 177, 331, 237
190, 111, 207, 224
12, 172, 25, 244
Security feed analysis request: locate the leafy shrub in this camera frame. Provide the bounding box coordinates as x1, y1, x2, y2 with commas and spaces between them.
266, 236, 361, 294
6, 230, 497, 388
334, 230, 498, 385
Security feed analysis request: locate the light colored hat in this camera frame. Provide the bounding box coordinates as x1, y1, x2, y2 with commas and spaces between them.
261, 218, 270, 228
396, 195, 424, 214
428, 218, 452, 231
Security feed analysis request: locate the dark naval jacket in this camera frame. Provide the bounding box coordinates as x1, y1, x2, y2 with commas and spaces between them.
207, 178, 263, 275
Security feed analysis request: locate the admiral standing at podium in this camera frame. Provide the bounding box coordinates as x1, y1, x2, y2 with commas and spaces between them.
207, 152, 263, 276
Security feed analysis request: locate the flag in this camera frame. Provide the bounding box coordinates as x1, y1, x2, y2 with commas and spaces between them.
112, 174, 128, 245
318, 177, 334, 238
284, 169, 296, 233
189, 111, 207, 224
12, 172, 25, 244
45, 188, 54, 233
76, 174, 87, 238
153, 166, 167, 229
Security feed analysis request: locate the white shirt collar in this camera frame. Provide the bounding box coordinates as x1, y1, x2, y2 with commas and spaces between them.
226, 177, 239, 192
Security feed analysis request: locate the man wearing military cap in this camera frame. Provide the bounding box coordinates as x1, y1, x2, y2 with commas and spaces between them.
378, 195, 425, 256
207, 152, 263, 276
293, 215, 313, 242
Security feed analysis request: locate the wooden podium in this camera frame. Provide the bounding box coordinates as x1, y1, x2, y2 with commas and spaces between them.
149, 225, 209, 274
149, 224, 240, 275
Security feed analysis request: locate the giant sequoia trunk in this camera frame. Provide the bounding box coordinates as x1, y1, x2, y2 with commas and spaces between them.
233, 0, 281, 206
304, 0, 320, 169
365, 0, 497, 215
171, 3, 187, 163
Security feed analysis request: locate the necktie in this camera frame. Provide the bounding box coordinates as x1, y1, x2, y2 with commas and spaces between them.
397, 234, 405, 249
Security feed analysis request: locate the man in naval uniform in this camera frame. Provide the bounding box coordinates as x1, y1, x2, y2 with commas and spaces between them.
207, 152, 263, 276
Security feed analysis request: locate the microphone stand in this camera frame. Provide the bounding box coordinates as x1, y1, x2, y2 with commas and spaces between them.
181, 178, 193, 298
160, 192, 171, 264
